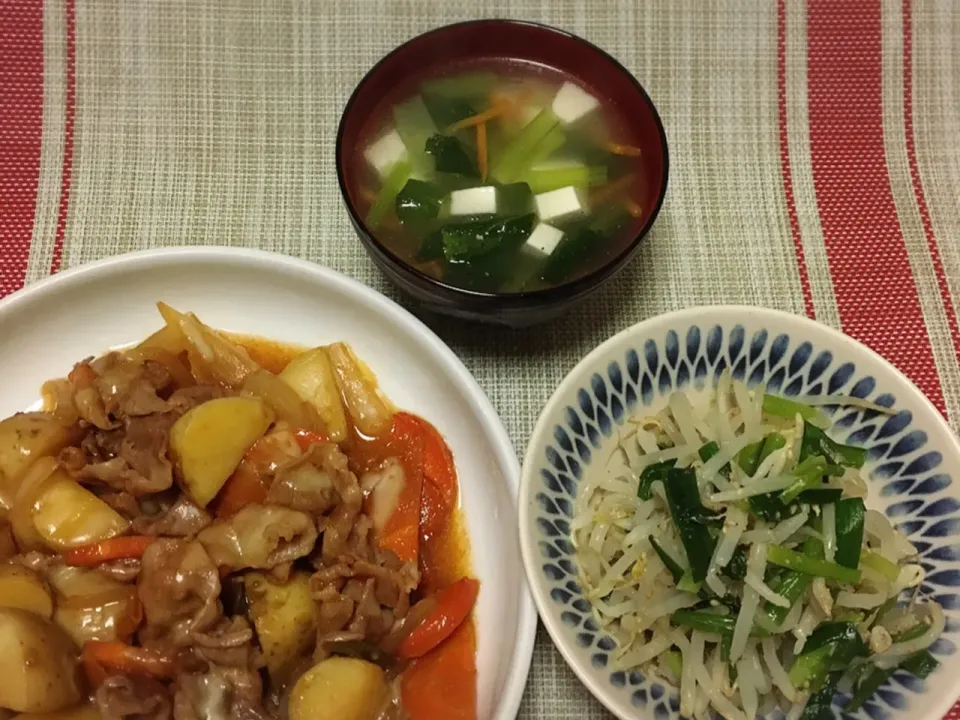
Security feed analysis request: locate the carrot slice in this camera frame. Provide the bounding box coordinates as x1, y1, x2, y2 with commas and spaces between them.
605, 141, 643, 157
293, 428, 329, 451
624, 199, 644, 218
401, 621, 477, 720
375, 412, 425, 564
81, 641, 175, 687
447, 101, 510, 132
418, 418, 458, 540
213, 461, 268, 518
64, 536, 155, 567
399, 577, 480, 659
476, 122, 488, 181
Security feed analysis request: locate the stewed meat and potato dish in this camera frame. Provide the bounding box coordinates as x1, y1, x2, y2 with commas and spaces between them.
0, 303, 477, 720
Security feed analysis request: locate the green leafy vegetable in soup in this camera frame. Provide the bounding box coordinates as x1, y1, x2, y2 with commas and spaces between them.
354, 63, 648, 292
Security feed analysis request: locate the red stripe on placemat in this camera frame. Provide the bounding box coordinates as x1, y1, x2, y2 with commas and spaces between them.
51, 0, 77, 275
902, 0, 960, 368
776, 0, 815, 320
0, 0, 45, 297
806, 0, 946, 415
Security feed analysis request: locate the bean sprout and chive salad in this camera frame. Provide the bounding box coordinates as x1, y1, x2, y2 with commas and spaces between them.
573, 371, 943, 720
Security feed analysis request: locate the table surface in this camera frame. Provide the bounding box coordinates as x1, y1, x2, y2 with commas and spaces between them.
2, 0, 959, 717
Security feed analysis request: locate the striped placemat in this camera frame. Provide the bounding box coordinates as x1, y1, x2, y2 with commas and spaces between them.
1, 0, 958, 717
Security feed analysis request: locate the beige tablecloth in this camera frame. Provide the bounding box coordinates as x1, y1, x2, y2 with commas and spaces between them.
2, 0, 959, 716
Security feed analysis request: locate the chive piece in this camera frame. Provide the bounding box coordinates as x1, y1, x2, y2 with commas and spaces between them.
833, 609, 866, 623
671, 609, 736, 635
800, 420, 867, 468
762, 394, 820, 421
366, 160, 413, 229
664, 649, 683, 679
721, 546, 748, 581
741, 433, 790, 519
664, 468, 718, 583
649, 536, 684, 583
834, 498, 866, 569
738, 440, 764, 476
720, 633, 732, 662
740, 432, 789, 477
762, 536, 823, 627
797, 488, 844, 505
893, 623, 930, 643
900, 650, 939, 679
677, 570, 702, 595
780, 455, 829, 504
637, 459, 676, 500
699, 441, 731, 479
846, 668, 893, 712
789, 623, 865, 692
767, 544, 862, 584
802, 671, 843, 720
861, 551, 900, 582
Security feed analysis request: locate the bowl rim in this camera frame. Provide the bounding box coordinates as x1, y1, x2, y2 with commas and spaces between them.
335, 18, 670, 304
518, 304, 960, 720
0, 246, 539, 720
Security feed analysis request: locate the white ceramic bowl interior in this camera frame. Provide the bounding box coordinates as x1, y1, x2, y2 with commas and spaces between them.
0, 247, 536, 720
520, 305, 960, 720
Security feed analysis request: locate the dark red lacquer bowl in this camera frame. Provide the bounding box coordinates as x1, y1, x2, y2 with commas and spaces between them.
336, 20, 669, 327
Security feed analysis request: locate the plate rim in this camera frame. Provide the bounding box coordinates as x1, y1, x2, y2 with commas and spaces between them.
519, 304, 960, 720
1, 246, 538, 720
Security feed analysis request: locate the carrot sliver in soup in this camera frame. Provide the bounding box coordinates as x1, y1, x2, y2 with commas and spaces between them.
447, 100, 510, 132
476, 122, 488, 180
401, 620, 478, 720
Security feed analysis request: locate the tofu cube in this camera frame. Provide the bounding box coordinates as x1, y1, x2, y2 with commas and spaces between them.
449, 186, 497, 216
535, 186, 586, 223
551, 81, 600, 125
524, 223, 565, 256
364, 129, 407, 176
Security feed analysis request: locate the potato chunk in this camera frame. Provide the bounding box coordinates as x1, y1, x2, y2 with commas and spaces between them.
244, 571, 316, 683
30, 469, 129, 550
0, 608, 81, 713
169, 397, 273, 506
0, 413, 76, 506
288, 657, 387, 720
0, 566, 53, 619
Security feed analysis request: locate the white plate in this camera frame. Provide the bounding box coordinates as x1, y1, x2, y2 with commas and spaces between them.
0, 246, 536, 720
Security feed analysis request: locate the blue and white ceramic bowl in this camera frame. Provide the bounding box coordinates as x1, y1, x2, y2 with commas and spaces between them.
519, 306, 960, 720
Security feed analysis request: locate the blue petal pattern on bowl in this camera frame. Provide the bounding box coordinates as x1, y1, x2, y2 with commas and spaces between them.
532, 323, 959, 719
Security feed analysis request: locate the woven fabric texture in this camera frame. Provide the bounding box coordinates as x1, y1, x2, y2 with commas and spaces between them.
1, 0, 959, 717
